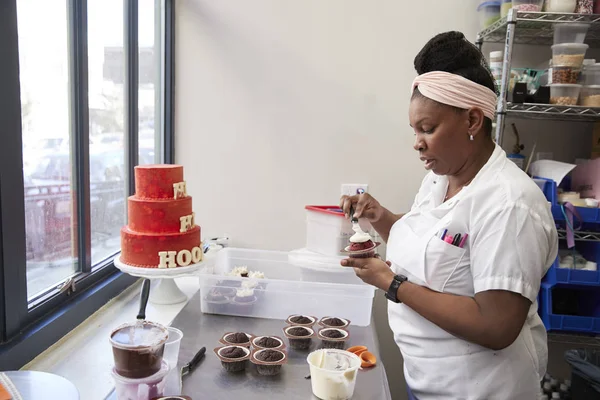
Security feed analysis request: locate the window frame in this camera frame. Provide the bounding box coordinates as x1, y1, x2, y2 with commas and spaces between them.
0, 0, 175, 369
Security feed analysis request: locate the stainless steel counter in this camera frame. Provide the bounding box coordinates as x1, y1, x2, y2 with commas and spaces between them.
107, 290, 391, 400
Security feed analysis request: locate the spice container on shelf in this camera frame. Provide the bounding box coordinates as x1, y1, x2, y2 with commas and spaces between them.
553, 23, 590, 44
550, 83, 582, 105
552, 65, 581, 84
552, 43, 589, 68
575, 0, 594, 13
490, 51, 503, 82
501, 0, 513, 16
546, 0, 577, 12
579, 85, 600, 106
478, 1, 502, 30
512, 0, 544, 11
581, 63, 600, 85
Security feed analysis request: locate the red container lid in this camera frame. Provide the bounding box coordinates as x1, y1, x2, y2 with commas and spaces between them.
305, 205, 344, 217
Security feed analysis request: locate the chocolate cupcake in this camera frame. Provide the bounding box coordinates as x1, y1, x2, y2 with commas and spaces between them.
230, 288, 257, 314
286, 315, 316, 327
319, 317, 350, 329
203, 288, 232, 314
318, 328, 349, 350
251, 349, 287, 376
220, 332, 253, 348
214, 345, 251, 372
283, 326, 315, 351
251, 336, 285, 350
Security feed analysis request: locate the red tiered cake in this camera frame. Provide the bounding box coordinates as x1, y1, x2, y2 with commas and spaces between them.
120, 165, 202, 268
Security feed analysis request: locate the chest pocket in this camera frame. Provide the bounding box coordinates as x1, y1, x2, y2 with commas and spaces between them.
424, 235, 469, 293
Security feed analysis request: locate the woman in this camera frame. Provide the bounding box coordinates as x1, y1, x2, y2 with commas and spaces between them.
340, 32, 558, 400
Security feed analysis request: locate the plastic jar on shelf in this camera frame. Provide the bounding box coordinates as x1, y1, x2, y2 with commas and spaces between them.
512, 0, 544, 11
501, 0, 512, 17
490, 51, 503, 80
553, 23, 590, 44
546, 0, 577, 12
478, 1, 502, 29
575, 0, 594, 13
550, 83, 582, 105
551, 43, 589, 68
579, 85, 600, 106
551, 65, 581, 84
581, 63, 600, 85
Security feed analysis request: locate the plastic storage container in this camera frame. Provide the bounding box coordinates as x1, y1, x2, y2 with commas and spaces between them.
546, 0, 577, 12
288, 248, 364, 286
305, 206, 370, 256
551, 65, 581, 84
501, 0, 513, 17
582, 63, 600, 85
198, 248, 376, 326
553, 23, 590, 44
550, 83, 582, 105
552, 43, 589, 68
112, 361, 169, 400
540, 282, 600, 333
512, 0, 544, 11
580, 85, 600, 106
478, 1, 502, 29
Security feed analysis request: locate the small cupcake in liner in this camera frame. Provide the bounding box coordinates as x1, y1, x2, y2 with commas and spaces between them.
203, 288, 233, 314
230, 288, 258, 314
220, 332, 253, 348
214, 345, 251, 372
318, 327, 350, 350
283, 325, 315, 351
251, 335, 285, 350
286, 314, 317, 327
343, 226, 380, 258
319, 316, 350, 329
250, 348, 288, 376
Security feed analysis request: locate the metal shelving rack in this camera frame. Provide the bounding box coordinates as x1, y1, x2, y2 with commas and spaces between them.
476, 10, 600, 144
477, 11, 600, 346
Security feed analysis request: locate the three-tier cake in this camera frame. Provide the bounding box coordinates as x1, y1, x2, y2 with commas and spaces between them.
120, 164, 202, 268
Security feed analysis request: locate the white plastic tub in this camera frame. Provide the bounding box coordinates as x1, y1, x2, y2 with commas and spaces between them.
305, 205, 370, 256
553, 23, 590, 45
288, 248, 364, 285
199, 248, 376, 326
546, 0, 577, 12
582, 63, 600, 85
552, 43, 589, 68
579, 85, 600, 107
550, 83, 582, 105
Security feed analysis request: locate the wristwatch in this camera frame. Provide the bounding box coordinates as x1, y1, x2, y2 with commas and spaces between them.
385, 274, 408, 303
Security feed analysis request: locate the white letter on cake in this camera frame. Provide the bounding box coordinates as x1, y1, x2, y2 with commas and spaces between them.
176, 249, 192, 266
158, 251, 177, 268
180, 214, 194, 232
192, 246, 203, 263
173, 181, 187, 199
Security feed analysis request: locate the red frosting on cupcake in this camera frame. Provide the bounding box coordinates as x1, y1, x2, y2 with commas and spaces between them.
349, 240, 374, 252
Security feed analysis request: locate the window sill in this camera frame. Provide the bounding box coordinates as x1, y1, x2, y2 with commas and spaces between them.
20, 276, 199, 400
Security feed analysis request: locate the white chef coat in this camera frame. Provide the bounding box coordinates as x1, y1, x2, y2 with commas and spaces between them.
387, 144, 558, 400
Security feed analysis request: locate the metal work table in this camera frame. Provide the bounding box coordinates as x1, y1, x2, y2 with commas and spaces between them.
108, 290, 391, 399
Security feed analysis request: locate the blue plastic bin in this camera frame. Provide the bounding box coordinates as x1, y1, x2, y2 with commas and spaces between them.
540, 282, 600, 334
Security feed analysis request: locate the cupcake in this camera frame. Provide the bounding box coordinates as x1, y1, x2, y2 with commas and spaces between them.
283, 326, 315, 351
319, 317, 350, 329
251, 336, 285, 350
286, 315, 317, 327
251, 349, 287, 376
220, 332, 253, 348
203, 288, 232, 314
318, 328, 349, 350
231, 288, 257, 314
344, 229, 379, 259
214, 345, 251, 372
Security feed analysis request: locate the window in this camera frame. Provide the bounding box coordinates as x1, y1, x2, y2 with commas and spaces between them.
0, 0, 174, 368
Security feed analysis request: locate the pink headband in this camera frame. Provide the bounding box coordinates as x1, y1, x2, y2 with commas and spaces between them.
411, 71, 497, 120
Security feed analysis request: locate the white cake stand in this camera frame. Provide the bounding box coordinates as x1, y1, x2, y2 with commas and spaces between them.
114, 256, 204, 305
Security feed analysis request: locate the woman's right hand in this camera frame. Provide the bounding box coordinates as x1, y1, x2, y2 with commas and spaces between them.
339, 193, 384, 223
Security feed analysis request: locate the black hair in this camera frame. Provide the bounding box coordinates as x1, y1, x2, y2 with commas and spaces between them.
413, 31, 495, 136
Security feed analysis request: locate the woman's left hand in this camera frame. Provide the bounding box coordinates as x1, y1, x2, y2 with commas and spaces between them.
341, 257, 395, 291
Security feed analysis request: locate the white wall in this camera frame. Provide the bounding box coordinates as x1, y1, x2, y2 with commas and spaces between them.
175, 2, 478, 398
